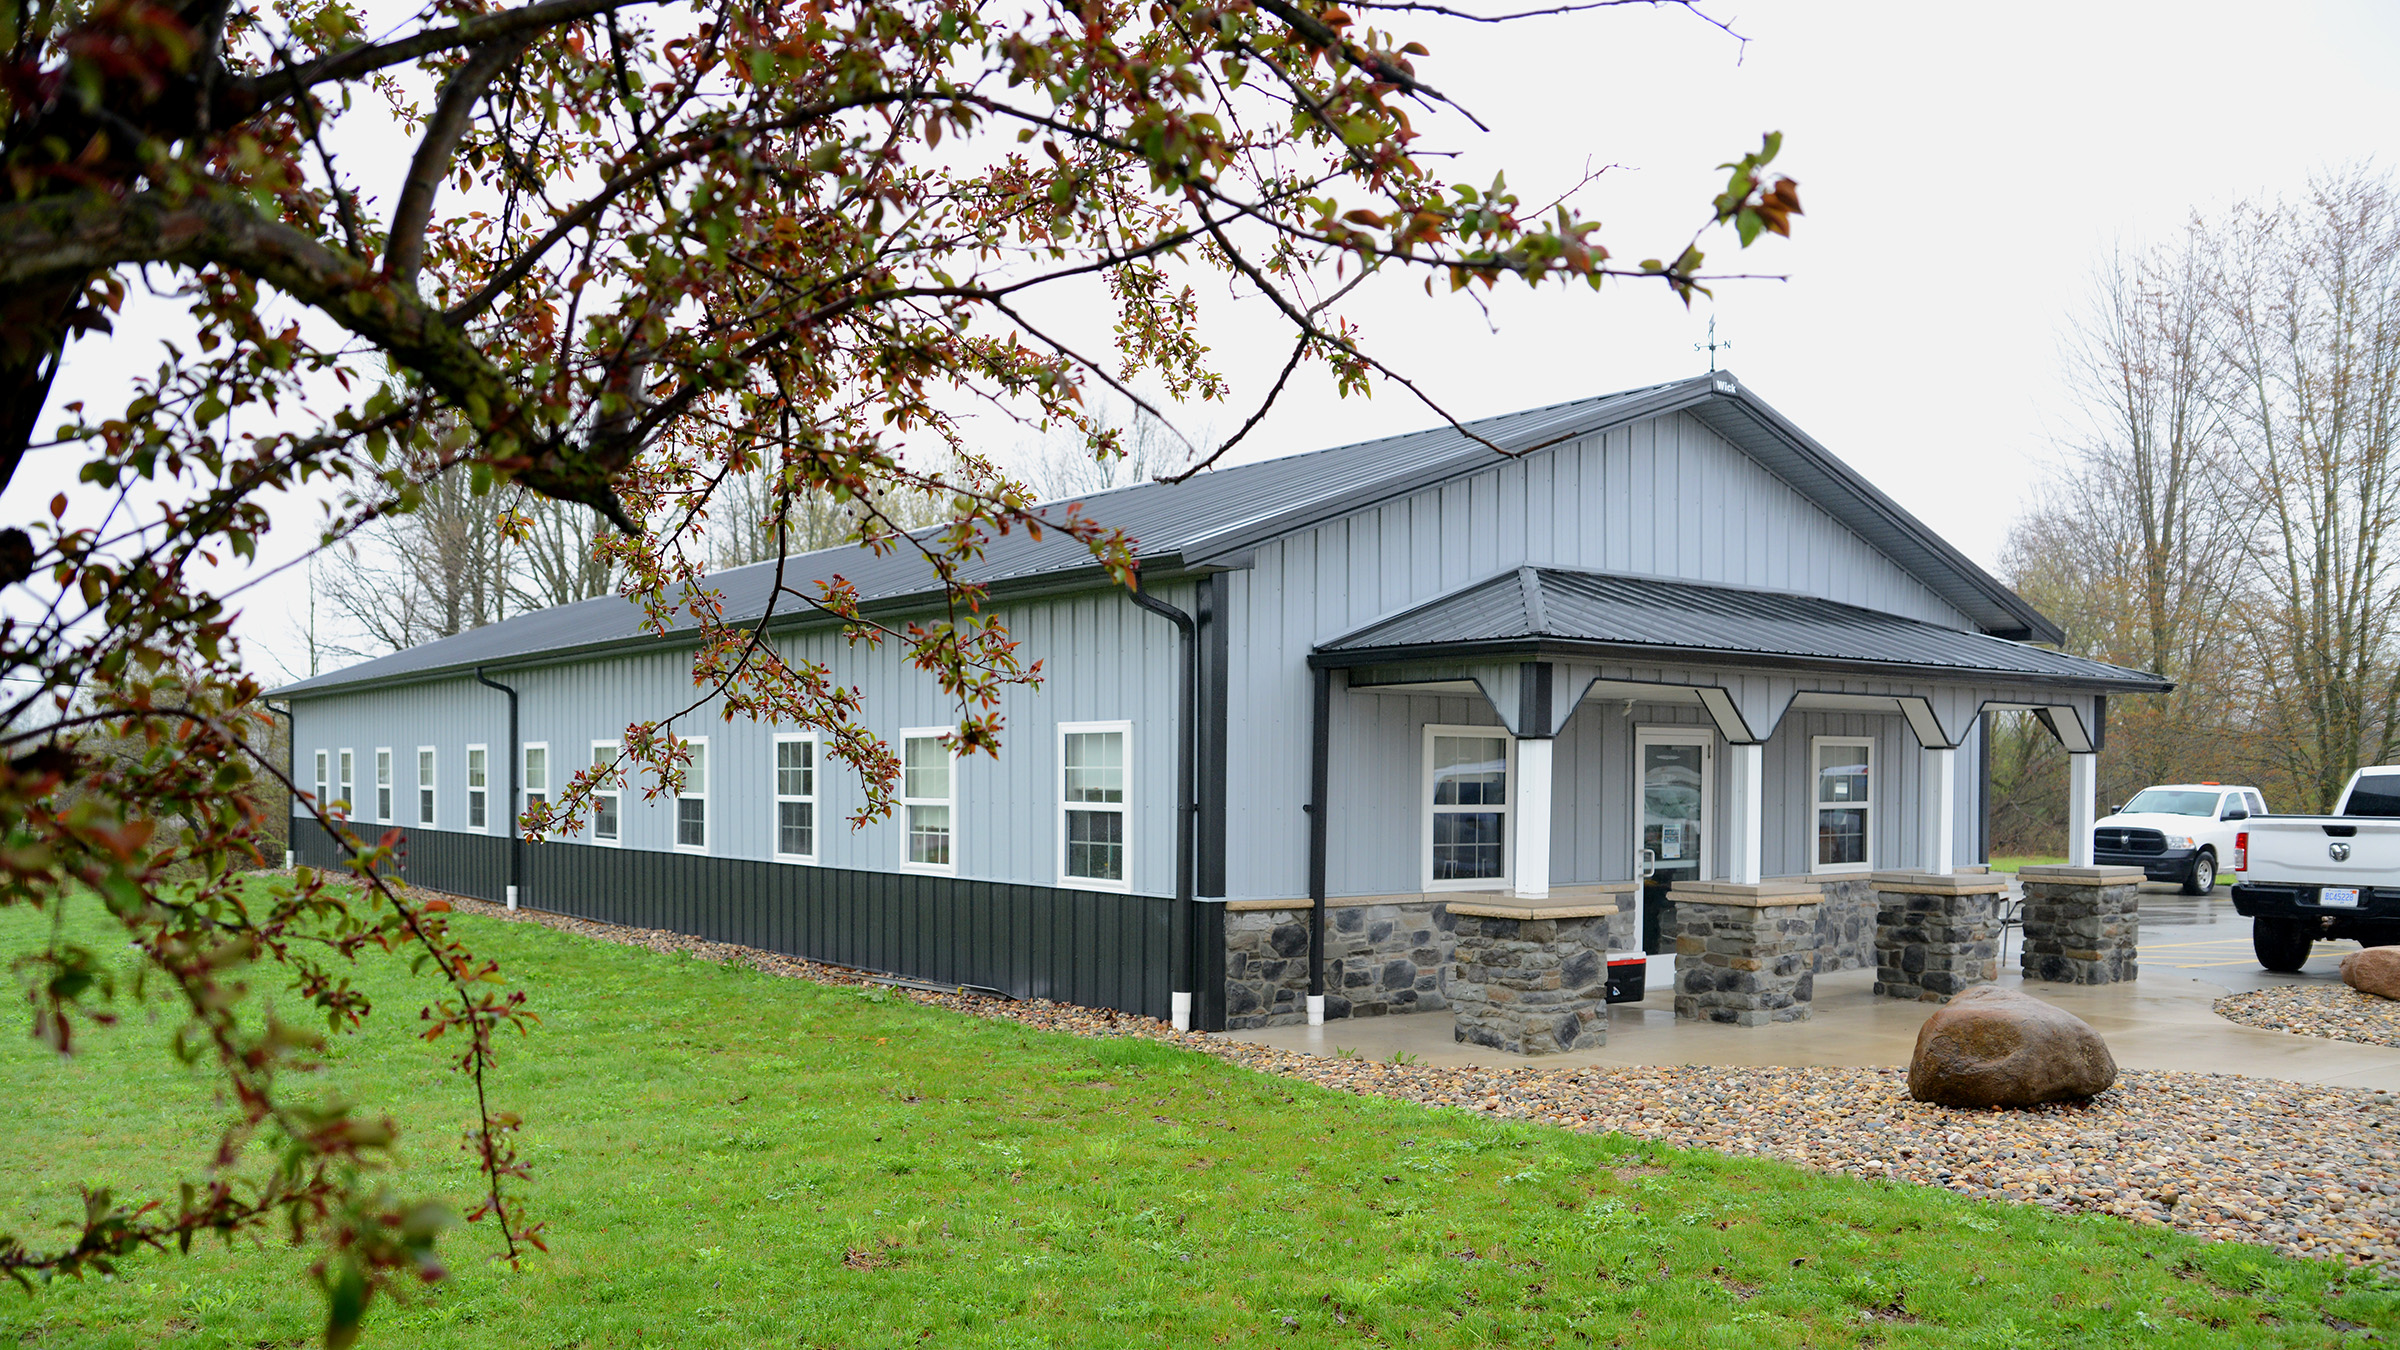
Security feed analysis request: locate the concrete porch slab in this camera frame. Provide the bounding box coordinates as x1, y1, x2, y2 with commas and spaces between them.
1219, 960, 2400, 1091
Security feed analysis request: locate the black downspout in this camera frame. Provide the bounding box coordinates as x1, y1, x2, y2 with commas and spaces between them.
265, 699, 294, 867
1306, 664, 1331, 1021
473, 667, 522, 910
1128, 589, 1199, 1031
1192, 573, 1231, 1032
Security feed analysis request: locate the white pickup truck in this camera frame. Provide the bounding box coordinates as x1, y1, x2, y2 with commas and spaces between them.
2091, 782, 2268, 894
2231, 765, 2400, 971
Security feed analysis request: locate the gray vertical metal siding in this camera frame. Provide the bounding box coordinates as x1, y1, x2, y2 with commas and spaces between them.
290, 581, 1190, 893
285, 580, 1195, 1018
1224, 410, 1991, 903
1222, 410, 2099, 904
288, 677, 513, 836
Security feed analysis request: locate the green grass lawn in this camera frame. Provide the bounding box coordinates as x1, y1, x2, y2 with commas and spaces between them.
0, 895, 2388, 1348
1987, 856, 2068, 873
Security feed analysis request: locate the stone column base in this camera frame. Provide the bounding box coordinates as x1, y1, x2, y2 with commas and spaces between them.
1870, 871, 2008, 1002
2017, 865, 2143, 984
1667, 881, 1822, 1026
1447, 902, 1617, 1054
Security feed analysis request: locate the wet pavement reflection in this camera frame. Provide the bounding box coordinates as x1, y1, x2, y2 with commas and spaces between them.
2128, 883, 2358, 993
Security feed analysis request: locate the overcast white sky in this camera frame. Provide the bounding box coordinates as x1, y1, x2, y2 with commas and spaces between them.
16, 0, 2400, 681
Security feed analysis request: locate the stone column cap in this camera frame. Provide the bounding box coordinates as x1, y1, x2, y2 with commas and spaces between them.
2017, 864, 2147, 885
1668, 879, 1822, 907
1228, 881, 1639, 913
1868, 869, 2010, 895
1448, 899, 1620, 920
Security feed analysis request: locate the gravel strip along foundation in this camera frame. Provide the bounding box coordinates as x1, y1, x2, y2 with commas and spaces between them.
419, 887, 2400, 1270
2218, 985, 2400, 1049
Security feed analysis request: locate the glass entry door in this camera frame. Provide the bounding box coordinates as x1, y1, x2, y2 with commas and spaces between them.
1636, 730, 1712, 954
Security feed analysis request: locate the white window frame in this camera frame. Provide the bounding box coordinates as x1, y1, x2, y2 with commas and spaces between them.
673, 736, 709, 854
899, 727, 956, 876
1422, 724, 1514, 892
1056, 720, 1132, 894
465, 744, 489, 833
416, 745, 437, 827
338, 749, 354, 816
1809, 735, 1875, 875
589, 740, 622, 847
374, 747, 392, 824
522, 742, 550, 834
773, 732, 819, 863
312, 750, 328, 816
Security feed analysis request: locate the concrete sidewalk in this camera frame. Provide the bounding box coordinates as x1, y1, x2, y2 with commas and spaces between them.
1224, 893, 2400, 1091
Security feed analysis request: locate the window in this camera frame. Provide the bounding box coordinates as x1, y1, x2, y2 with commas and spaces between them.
1424, 726, 1511, 889
417, 746, 436, 826
2120, 787, 2222, 816
900, 730, 953, 873
1812, 737, 1873, 873
674, 738, 708, 852
1059, 722, 1130, 890
2245, 790, 2268, 817
313, 750, 328, 815
466, 744, 489, 831
338, 749, 354, 815
523, 743, 549, 814
774, 734, 817, 861
374, 748, 392, 823
590, 742, 621, 845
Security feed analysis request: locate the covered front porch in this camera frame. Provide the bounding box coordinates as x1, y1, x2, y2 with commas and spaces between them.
1224, 566, 2168, 1045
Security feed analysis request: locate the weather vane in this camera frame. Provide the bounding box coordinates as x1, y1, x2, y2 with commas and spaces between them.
1696, 316, 1731, 372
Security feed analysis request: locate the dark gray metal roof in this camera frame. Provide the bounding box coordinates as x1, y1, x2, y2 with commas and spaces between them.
277, 372, 2061, 696
1314, 566, 2168, 692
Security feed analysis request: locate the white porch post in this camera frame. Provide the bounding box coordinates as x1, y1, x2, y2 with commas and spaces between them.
1921, 746, 1956, 876
1513, 736, 1553, 899
1725, 742, 1763, 886
2067, 752, 2097, 866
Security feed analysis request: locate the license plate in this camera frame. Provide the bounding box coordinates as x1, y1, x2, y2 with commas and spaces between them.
2322, 888, 2361, 908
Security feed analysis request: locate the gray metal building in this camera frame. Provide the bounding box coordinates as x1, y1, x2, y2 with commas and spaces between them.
278, 372, 2165, 1032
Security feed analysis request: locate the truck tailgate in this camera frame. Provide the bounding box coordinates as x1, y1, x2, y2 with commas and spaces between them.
2245, 817, 2400, 883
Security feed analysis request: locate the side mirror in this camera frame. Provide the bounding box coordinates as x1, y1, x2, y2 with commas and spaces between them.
2108, 804, 2122, 816
2223, 807, 2249, 821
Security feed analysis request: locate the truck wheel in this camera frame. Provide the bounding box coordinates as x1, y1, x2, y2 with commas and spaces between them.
2181, 849, 2217, 895
2253, 918, 2314, 972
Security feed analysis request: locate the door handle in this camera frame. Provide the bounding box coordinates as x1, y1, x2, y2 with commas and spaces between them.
1638, 847, 1658, 879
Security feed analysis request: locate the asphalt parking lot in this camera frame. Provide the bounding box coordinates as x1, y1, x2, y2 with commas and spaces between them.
2130, 883, 2361, 993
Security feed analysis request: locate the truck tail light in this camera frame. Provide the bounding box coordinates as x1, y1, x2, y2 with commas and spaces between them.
2235, 831, 2248, 873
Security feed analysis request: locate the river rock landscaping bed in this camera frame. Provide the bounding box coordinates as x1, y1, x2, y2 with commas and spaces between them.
430, 888, 2400, 1270
2218, 984, 2400, 1049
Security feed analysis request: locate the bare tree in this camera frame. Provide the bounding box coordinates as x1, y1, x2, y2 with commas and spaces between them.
323, 458, 516, 656
2004, 230, 2254, 808
1015, 403, 1205, 501
510, 492, 619, 610
2218, 168, 2400, 809
709, 445, 974, 568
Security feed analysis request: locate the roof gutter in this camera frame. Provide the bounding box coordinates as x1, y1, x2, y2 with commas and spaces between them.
1308, 636, 2174, 695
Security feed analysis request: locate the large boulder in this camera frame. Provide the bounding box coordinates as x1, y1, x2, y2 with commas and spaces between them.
2341, 947, 2400, 1001
1907, 985, 2117, 1108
